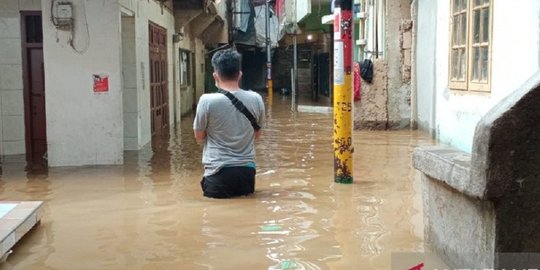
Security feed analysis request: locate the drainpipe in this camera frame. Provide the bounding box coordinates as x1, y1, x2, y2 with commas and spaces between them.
333, 0, 354, 184
227, 0, 234, 45
431, 0, 438, 139
292, 32, 297, 111
172, 41, 178, 125
265, 0, 273, 103
410, 0, 418, 129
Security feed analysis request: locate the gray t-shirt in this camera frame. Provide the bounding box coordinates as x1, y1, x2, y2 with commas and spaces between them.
193, 89, 265, 176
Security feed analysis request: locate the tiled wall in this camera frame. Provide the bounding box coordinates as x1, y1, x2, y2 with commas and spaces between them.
0, 0, 41, 156
122, 16, 138, 150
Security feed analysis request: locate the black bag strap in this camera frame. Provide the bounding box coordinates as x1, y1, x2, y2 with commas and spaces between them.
218, 89, 261, 131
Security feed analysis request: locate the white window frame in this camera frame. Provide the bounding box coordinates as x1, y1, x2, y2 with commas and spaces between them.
449, 0, 492, 92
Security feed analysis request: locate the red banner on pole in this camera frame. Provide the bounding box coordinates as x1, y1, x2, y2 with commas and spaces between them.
340, 10, 353, 74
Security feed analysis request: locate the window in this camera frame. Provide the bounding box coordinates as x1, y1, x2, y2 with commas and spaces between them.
449, 0, 492, 92
25, 15, 43, 43
179, 50, 191, 87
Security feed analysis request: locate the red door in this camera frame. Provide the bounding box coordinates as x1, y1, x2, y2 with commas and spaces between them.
149, 22, 169, 139
21, 12, 47, 166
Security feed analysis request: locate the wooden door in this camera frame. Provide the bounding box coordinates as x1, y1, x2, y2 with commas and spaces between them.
21, 12, 47, 166
297, 46, 313, 101
149, 22, 169, 138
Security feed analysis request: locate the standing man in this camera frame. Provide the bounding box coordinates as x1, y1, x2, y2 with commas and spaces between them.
193, 49, 266, 199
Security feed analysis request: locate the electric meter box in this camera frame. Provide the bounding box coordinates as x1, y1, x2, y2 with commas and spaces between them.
55, 2, 73, 28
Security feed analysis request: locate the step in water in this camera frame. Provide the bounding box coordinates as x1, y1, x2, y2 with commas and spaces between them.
0, 201, 43, 260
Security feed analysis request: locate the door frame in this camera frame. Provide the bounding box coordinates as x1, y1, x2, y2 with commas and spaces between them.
148, 21, 169, 139
21, 10, 46, 164
191, 51, 197, 110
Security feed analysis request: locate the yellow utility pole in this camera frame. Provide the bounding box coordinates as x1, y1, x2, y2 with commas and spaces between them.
333, 0, 354, 184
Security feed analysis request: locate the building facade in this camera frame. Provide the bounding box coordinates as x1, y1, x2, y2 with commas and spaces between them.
414, 0, 540, 152
355, 0, 413, 130
0, 0, 226, 166
320, 0, 414, 129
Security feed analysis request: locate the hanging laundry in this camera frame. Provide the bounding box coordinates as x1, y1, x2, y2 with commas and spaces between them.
234, 0, 250, 33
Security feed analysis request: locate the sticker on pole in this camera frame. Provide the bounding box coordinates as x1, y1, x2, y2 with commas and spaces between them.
334, 41, 344, 85
333, 8, 341, 40
267, 63, 272, 80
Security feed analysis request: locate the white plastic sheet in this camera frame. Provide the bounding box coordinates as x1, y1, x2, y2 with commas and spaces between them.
254, 5, 281, 48
234, 0, 250, 32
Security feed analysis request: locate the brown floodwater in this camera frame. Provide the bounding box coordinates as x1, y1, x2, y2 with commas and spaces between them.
0, 96, 434, 270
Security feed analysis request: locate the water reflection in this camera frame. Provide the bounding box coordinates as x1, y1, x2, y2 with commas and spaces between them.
0, 95, 433, 270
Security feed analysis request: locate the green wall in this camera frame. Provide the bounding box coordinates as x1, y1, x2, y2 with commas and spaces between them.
299, 3, 331, 32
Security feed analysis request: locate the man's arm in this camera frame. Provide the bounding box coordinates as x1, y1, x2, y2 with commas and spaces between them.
255, 94, 265, 140
193, 95, 208, 144
194, 130, 207, 144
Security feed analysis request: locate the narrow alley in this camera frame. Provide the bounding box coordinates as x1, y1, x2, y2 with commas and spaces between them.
0, 98, 433, 270
1, 0, 539, 269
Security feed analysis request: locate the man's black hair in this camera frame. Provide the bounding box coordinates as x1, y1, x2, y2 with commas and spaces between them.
211, 49, 242, 81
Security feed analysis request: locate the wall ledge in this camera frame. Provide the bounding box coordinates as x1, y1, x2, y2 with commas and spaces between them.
413, 146, 486, 199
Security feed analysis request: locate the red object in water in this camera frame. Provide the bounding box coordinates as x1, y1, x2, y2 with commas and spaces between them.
353, 62, 361, 101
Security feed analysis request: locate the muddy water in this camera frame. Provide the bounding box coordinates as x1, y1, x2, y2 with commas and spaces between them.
0, 97, 434, 270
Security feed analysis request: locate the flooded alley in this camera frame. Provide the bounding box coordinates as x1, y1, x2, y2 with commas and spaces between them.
0, 98, 434, 270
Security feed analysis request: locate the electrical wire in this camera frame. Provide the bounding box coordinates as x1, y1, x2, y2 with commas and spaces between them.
70, 0, 90, 54
50, 0, 90, 54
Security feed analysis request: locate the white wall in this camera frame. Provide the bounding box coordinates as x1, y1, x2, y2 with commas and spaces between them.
2, 0, 206, 162
296, 0, 312, 23
417, 0, 540, 153
0, 0, 41, 156
43, 0, 123, 166
415, 0, 437, 134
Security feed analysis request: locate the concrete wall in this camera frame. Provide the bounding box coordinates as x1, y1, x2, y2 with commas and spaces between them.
385, 0, 412, 129
416, 0, 540, 152
354, 59, 389, 129
1, 0, 208, 164
354, 0, 412, 130
0, 0, 41, 156
43, 0, 177, 164
43, 0, 123, 166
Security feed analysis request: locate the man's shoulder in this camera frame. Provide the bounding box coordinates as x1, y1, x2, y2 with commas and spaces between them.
200, 92, 222, 99
240, 89, 260, 96
239, 89, 263, 101
199, 93, 226, 103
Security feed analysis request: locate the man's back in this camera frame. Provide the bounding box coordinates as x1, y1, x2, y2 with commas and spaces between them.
195, 48, 264, 198
193, 89, 265, 176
